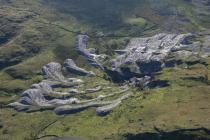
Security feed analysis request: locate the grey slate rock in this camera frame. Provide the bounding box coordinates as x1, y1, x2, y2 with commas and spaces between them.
105, 33, 206, 82
42, 62, 65, 81
75, 35, 105, 70
64, 59, 95, 76
96, 93, 132, 116
85, 86, 102, 93
10, 33, 210, 116
42, 62, 84, 87
111, 33, 194, 71
96, 100, 121, 116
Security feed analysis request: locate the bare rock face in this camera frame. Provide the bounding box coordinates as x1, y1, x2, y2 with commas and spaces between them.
42, 62, 65, 81
9, 59, 130, 116
74, 33, 209, 83
64, 59, 95, 76
42, 62, 84, 87
105, 33, 209, 82
111, 33, 193, 71
8, 82, 53, 107
9, 62, 84, 109
9, 81, 81, 108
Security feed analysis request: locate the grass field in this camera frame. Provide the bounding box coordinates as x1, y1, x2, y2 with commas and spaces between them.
0, 0, 210, 139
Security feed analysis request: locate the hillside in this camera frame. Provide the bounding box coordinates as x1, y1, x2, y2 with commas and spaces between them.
0, 0, 210, 140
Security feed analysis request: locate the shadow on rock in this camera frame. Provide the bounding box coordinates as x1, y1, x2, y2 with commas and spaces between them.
146, 80, 170, 89
104, 67, 144, 83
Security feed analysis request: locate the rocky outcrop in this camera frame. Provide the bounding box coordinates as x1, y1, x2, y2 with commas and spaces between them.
9, 33, 209, 116
64, 59, 95, 76
75, 33, 210, 85
75, 35, 106, 70
76, 33, 199, 82
110, 34, 193, 71
96, 93, 131, 116
9, 60, 131, 116
9, 81, 82, 108
42, 62, 65, 81
85, 86, 102, 93
42, 62, 83, 87
55, 92, 131, 115
9, 61, 84, 108
103, 33, 210, 82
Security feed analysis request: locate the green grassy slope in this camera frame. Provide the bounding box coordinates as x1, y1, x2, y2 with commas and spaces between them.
1, 0, 210, 95
1, 61, 210, 140
0, 0, 210, 139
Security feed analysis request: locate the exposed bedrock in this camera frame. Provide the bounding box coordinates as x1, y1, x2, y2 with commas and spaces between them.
9, 81, 82, 108
76, 33, 210, 85
8, 58, 131, 115
96, 93, 131, 116
54, 93, 132, 115
42, 62, 84, 87
107, 33, 194, 78
75, 35, 106, 70
9, 61, 84, 109
104, 33, 209, 82
9, 33, 210, 116
85, 85, 102, 93
63, 59, 95, 76
42, 62, 66, 81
